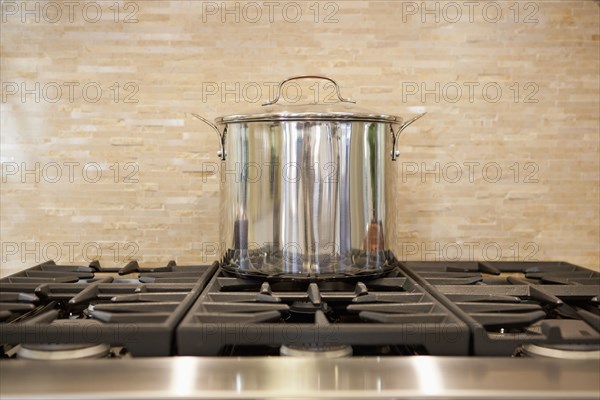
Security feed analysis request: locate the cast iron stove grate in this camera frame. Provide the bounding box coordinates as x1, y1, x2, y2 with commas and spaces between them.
177, 264, 470, 356
0, 260, 217, 357
398, 260, 600, 356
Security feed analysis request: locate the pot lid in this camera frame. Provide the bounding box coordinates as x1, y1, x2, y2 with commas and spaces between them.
216, 102, 401, 124
214, 75, 402, 124
192, 77, 426, 161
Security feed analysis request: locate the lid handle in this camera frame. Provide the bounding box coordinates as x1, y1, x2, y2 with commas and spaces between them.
262, 75, 356, 106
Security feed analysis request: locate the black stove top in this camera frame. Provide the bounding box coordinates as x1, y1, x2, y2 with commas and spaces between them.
400, 261, 600, 355
0, 260, 217, 357
177, 266, 469, 356
1, 259, 598, 359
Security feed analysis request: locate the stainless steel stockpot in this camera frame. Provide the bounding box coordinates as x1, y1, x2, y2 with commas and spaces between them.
193, 75, 425, 278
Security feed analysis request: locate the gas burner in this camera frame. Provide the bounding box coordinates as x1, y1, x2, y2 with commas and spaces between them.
177, 266, 471, 356
399, 261, 600, 355
280, 344, 353, 358
520, 343, 600, 360
16, 343, 111, 360
0, 260, 218, 356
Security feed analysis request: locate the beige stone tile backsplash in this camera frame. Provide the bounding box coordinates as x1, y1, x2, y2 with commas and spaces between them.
1, 0, 598, 275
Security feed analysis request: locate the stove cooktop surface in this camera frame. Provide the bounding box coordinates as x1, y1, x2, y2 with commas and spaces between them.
1, 258, 598, 360
400, 260, 600, 356
177, 265, 469, 356
0, 260, 218, 357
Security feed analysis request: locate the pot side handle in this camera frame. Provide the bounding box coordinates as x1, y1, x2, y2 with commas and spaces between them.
191, 113, 227, 160
390, 113, 426, 161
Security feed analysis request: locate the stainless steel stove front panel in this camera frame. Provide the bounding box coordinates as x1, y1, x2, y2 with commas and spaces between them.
1, 356, 598, 399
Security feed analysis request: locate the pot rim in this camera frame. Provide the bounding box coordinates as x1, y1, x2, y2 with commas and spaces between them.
215, 111, 401, 124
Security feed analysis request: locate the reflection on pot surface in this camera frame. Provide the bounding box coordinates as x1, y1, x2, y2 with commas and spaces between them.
220, 120, 389, 276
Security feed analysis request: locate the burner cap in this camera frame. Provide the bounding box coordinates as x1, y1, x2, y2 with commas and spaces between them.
521, 343, 600, 360
17, 343, 111, 360
280, 344, 352, 358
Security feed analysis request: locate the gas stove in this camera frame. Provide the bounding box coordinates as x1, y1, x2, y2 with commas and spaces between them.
1, 259, 599, 359
1, 258, 599, 399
